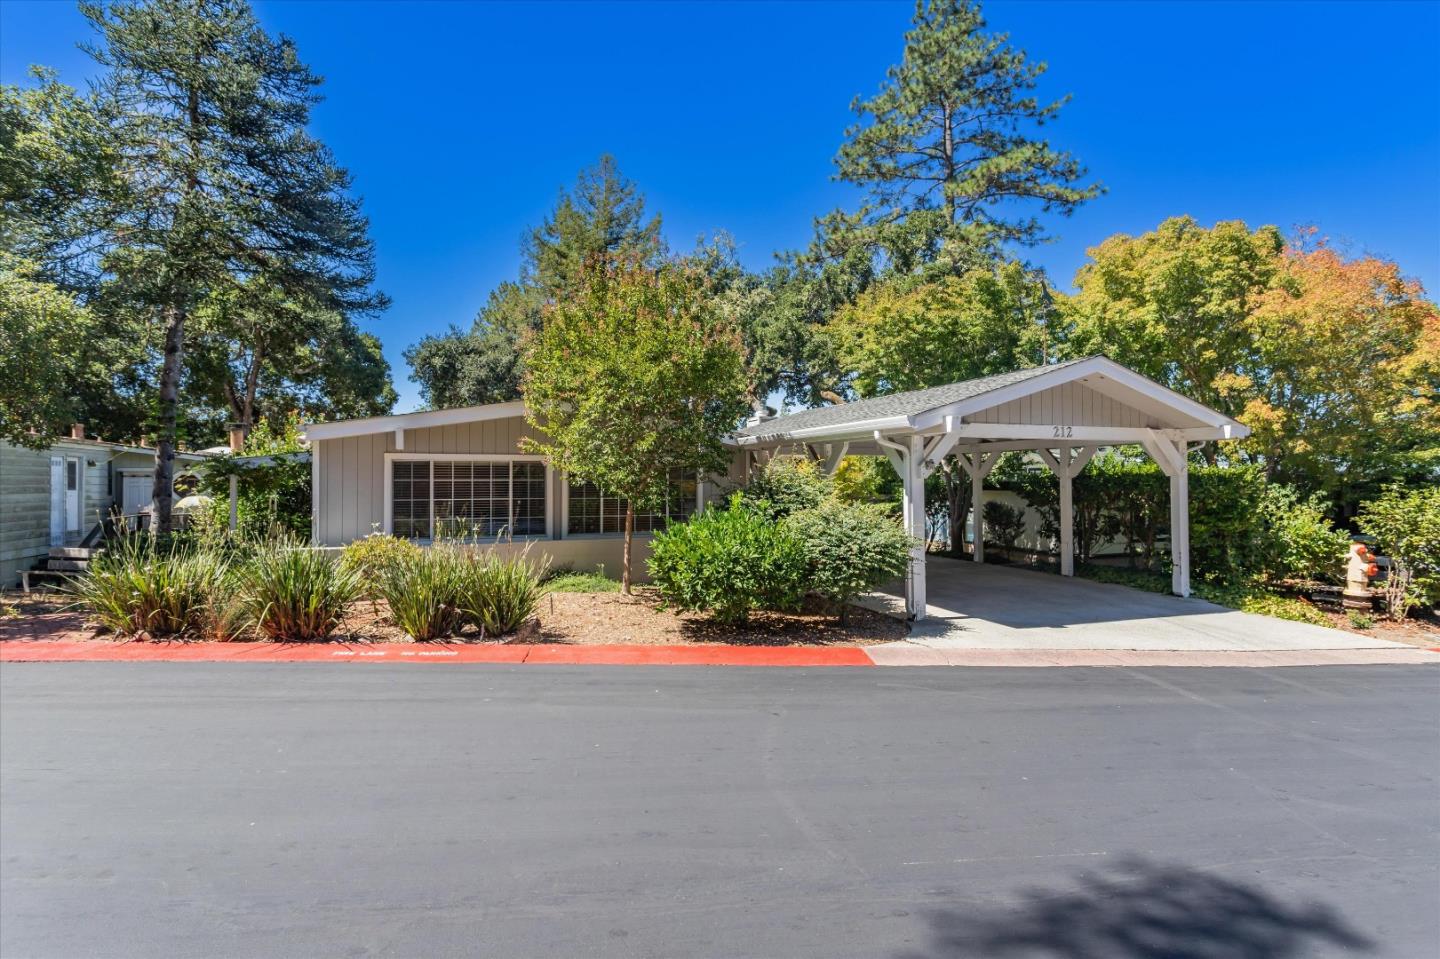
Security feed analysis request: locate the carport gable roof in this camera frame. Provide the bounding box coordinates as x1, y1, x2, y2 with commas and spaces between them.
731, 356, 1248, 445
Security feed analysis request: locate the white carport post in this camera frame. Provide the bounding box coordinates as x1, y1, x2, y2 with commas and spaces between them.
958, 451, 996, 563
875, 432, 927, 621
1142, 434, 1191, 597
1036, 446, 1096, 578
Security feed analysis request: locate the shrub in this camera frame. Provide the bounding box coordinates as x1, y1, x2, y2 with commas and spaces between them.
784, 498, 913, 623
741, 457, 830, 520
239, 542, 361, 641
982, 501, 1027, 561
1192, 582, 1331, 627
648, 496, 807, 624
1346, 611, 1375, 630
456, 549, 547, 637
1188, 464, 1270, 584
1256, 484, 1349, 583
68, 534, 229, 638
339, 532, 422, 593
1358, 484, 1440, 619
378, 546, 466, 640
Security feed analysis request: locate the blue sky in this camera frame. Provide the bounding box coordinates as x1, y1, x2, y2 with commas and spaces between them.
4, 0, 1438, 412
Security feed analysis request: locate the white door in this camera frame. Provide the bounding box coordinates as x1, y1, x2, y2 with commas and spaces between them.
49, 456, 65, 546
121, 474, 152, 517
65, 457, 82, 532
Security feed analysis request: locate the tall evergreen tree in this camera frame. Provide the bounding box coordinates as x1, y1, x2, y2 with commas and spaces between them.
834, 0, 1101, 258
405, 155, 662, 408
74, 0, 384, 530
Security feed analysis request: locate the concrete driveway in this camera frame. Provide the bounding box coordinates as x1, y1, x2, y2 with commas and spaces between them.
869, 556, 1410, 652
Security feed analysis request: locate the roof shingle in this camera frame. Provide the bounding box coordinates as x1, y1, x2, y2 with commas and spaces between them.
734, 359, 1089, 439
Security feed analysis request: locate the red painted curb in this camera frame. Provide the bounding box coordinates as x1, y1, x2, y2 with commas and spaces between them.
0, 640, 874, 668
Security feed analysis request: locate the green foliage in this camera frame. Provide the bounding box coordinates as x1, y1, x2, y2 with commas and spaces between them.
1192, 582, 1331, 627
339, 533, 422, 594
67, 533, 230, 638
1358, 485, 1440, 619
831, 264, 1054, 397
833, 455, 901, 506
455, 549, 547, 636
15, 0, 387, 528
741, 457, 831, 520
1188, 464, 1270, 583
523, 257, 749, 591
406, 156, 663, 408
0, 258, 100, 447
238, 540, 360, 641
982, 501, 1026, 560
377, 546, 466, 641
200, 413, 311, 537
835, 0, 1099, 253
784, 498, 913, 622
1075, 564, 1332, 627
543, 570, 621, 593
647, 497, 808, 625
1256, 485, 1350, 583
1346, 611, 1375, 630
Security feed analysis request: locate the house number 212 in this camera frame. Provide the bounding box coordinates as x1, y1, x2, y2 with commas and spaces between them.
1051, 425, 1073, 438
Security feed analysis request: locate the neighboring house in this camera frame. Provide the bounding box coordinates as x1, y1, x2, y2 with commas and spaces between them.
300, 402, 747, 579
302, 357, 1246, 603
0, 428, 210, 587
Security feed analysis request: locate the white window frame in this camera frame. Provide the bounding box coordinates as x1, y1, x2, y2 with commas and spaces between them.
559, 470, 700, 540
382, 452, 553, 541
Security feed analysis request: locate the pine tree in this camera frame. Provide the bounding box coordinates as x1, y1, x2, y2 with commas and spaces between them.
77, 0, 384, 530
835, 0, 1101, 255
405, 156, 662, 408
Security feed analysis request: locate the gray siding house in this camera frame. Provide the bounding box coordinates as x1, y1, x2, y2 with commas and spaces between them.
0, 430, 209, 587
302, 402, 748, 579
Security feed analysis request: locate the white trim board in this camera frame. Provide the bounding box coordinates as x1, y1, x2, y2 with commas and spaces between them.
304, 401, 528, 443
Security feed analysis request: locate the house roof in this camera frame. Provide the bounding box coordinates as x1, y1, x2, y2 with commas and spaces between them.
731, 356, 1248, 446
301, 401, 527, 442
733, 360, 1087, 440
30, 435, 212, 462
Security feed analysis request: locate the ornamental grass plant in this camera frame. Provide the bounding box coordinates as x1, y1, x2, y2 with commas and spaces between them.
239, 539, 362, 641
455, 547, 548, 637
68, 533, 230, 638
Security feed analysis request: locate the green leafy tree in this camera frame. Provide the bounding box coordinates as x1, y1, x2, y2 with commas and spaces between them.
0, 259, 94, 447
188, 279, 394, 436
522, 258, 748, 592
406, 156, 663, 408
826, 261, 1055, 556
1358, 485, 1440, 618
1066, 216, 1284, 421
65, 0, 385, 531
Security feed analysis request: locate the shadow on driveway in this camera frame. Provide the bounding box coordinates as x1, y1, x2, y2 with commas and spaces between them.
895, 856, 1373, 959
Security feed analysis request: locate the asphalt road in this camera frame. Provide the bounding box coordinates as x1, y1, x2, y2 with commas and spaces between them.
2, 663, 1437, 959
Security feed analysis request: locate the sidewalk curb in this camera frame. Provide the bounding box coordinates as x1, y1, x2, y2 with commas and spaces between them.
0, 640, 874, 668
2, 640, 1437, 668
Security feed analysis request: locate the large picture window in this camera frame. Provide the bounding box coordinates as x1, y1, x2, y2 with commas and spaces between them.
390, 459, 547, 540
566, 469, 698, 535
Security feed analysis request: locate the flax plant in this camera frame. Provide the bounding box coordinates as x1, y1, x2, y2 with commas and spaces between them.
239, 540, 361, 641
68, 534, 229, 638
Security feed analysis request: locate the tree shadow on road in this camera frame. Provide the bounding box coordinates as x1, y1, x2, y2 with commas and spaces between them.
895, 857, 1373, 959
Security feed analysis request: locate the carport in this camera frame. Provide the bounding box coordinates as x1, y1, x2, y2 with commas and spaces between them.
729, 356, 1250, 621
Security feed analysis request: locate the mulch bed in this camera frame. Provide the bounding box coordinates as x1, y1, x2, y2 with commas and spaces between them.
0, 589, 906, 648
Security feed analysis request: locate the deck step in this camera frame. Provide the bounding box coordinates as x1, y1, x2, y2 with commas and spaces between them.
46, 559, 89, 572
50, 546, 100, 559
